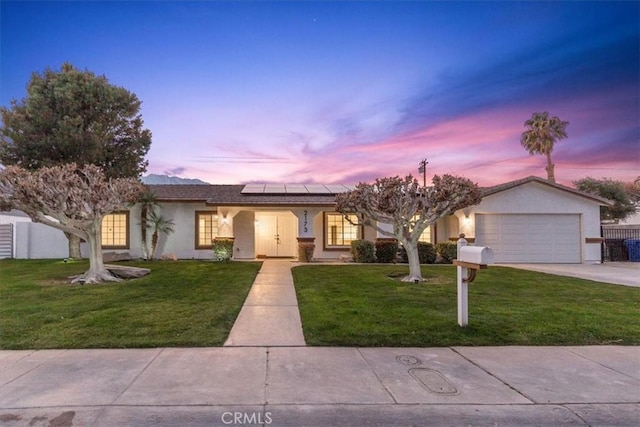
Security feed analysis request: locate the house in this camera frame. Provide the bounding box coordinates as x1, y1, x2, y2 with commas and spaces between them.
2, 176, 609, 264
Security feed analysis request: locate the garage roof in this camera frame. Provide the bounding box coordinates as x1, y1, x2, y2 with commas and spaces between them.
482, 176, 612, 205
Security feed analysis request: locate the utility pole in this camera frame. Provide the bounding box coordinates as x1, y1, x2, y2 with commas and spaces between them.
418, 159, 428, 187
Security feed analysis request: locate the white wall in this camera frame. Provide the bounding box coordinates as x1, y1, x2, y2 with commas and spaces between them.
15, 222, 71, 259
233, 211, 255, 259
454, 181, 603, 263
128, 202, 216, 260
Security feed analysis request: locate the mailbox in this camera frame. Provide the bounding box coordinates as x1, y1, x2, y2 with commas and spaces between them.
459, 246, 494, 265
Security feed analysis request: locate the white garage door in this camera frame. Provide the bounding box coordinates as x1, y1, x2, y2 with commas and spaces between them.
475, 214, 581, 263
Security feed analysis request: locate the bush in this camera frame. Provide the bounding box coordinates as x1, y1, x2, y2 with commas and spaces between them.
399, 242, 436, 264
435, 241, 457, 263
350, 240, 375, 263
375, 238, 398, 263
212, 237, 234, 261
298, 242, 315, 262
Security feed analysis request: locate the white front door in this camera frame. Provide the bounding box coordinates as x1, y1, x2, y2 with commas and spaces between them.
255, 212, 297, 257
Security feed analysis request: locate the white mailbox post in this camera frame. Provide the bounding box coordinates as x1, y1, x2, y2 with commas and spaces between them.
453, 234, 494, 327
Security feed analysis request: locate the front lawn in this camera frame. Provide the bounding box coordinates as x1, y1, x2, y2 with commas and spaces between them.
0, 259, 261, 349
292, 265, 640, 346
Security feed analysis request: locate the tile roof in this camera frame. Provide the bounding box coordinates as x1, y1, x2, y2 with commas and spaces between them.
148, 185, 239, 201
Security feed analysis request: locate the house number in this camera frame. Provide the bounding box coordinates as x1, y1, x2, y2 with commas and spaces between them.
303, 210, 308, 233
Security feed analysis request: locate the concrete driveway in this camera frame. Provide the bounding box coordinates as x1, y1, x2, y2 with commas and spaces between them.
502, 262, 640, 287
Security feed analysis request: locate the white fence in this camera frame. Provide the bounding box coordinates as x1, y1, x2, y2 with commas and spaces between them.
0, 224, 12, 259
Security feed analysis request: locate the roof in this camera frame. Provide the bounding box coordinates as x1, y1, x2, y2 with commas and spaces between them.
148, 184, 339, 206
481, 176, 612, 205
148, 176, 612, 207
147, 185, 238, 202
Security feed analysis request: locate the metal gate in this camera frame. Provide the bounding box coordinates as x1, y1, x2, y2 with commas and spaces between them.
601, 226, 640, 262
0, 223, 13, 259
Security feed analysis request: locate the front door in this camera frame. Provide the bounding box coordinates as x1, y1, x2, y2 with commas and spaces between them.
255, 212, 297, 257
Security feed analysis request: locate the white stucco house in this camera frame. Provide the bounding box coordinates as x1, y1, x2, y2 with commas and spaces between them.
2, 176, 609, 263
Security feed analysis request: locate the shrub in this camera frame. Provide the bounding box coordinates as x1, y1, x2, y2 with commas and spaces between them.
399, 242, 436, 264
375, 238, 399, 263
298, 242, 315, 262
435, 241, 457, 263
350, 240, 375, 263
212, 237, 234, 261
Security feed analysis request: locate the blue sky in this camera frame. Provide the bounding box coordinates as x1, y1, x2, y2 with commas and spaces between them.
1, 1, 638, 186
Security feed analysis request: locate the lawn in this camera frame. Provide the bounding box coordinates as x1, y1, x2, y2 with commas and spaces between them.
0, 259, 261, 349
292, 265, 640, 346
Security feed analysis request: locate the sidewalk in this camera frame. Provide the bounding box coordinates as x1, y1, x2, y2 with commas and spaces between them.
224, 260, 305, 346
1, 346, 638, 426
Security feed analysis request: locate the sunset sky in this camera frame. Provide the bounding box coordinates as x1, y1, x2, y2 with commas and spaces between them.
1, 1, 638, 187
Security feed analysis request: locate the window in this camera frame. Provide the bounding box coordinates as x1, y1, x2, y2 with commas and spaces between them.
102, 212, 129, 249
418, 226, 432, 243
196, 211, 218, 249
412, 215, 433, 243
325, 212, 361, 249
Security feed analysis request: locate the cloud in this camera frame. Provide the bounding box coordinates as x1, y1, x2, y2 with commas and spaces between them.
163, 167, 186, 176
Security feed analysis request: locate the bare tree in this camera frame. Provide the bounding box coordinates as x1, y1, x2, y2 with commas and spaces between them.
0, 164, 144, 284
336, 174, 481, 282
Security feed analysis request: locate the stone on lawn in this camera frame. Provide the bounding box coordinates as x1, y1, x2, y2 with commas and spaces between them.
105, 264, 151, 279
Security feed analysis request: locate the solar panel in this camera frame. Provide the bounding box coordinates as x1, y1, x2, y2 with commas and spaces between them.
263, 184, 286, 193
241, 184, 265, 194
241, 183, 354, 194
284, 184, 309, 193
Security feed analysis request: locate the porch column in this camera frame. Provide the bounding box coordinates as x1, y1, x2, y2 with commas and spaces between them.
217, 207, 239, 237
291, 208, 322, 238
291, 208, 322, 261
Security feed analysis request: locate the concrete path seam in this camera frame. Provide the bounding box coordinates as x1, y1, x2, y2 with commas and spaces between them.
449, 347, 536, 404
110, 348, 165, 405
355, 348, 399, 405
264, 347, 271, 405
0, 349, 68, 388
565, 348, 640, 381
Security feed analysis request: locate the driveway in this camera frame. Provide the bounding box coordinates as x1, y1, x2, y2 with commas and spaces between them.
503, 262, 640, 287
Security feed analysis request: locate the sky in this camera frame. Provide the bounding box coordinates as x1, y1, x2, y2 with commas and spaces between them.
1, 1, 638, 187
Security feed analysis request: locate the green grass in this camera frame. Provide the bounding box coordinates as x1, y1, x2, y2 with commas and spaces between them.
292, 265, 640, 346
0, 259, 261, 349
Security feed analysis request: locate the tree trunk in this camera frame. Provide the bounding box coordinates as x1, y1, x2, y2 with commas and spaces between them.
402, 240, 423, 282
141, 205, 149, 260
71, 220, 120, 284
545, 152, 555, 183
150, 231, 159, 260
65, 232, 82, 259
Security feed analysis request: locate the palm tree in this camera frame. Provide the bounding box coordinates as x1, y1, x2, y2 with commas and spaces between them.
138, 188, 158, 260
147, 211, 175, 260
520, 112, 569, 183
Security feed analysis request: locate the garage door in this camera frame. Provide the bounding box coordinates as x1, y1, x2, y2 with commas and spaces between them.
475, 214, 581, 263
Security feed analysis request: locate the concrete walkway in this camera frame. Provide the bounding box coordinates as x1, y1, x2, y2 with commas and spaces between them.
1, 346, 638, 426
224, 260, 305, 346
504, 262, 640, 287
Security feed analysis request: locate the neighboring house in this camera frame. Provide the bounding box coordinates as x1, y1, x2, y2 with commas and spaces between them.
4, 176, 610, 264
